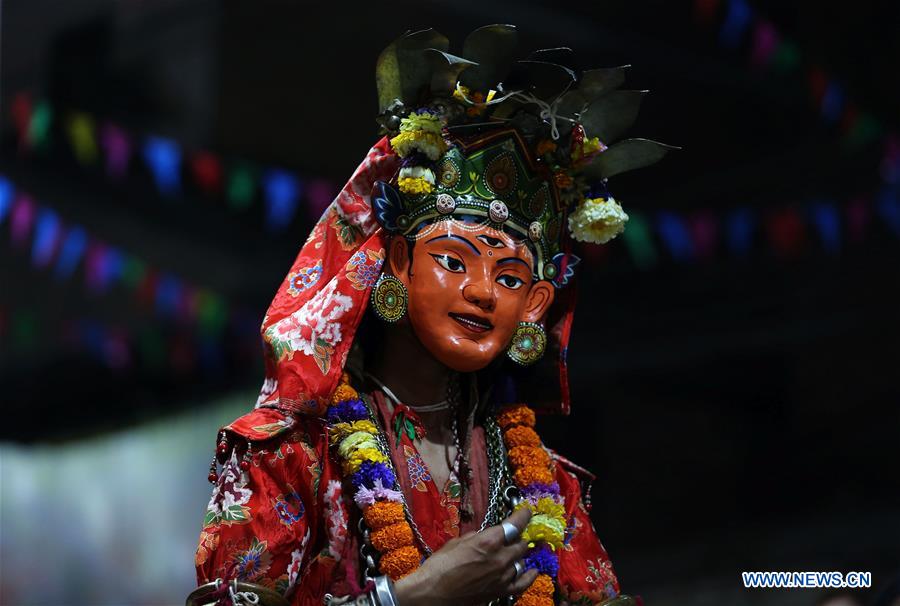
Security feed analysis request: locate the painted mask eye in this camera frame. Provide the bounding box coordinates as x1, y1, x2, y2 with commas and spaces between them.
496, 274, 525, 290
430, 253, 466, 273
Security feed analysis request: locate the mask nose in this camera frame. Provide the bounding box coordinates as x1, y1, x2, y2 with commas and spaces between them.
462, 273, 496, 312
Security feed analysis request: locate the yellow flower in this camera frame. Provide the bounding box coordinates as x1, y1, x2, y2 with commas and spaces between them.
329, 420, 378, 445
514, 497, 566, 523
399, 166, 435, 184
582, 136, 605, 155
521, 514, 566, 550
398, 177, 434, 195
567, 196, 629, 244
338, 431, 380, 460
398, 166, 435, 195
389, 130, 448, 161
399, 112, 443, 135
331, 383, 358, 403
342, 447, 387, 475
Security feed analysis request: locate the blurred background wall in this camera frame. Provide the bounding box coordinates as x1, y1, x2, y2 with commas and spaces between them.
1, 0, 898, 605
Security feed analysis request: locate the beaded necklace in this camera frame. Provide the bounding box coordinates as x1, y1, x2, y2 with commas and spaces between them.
326, 373, 567, 606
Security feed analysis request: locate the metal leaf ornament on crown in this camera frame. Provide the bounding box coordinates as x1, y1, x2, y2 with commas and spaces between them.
372, 24, 677, 291
371, 25, 676, 378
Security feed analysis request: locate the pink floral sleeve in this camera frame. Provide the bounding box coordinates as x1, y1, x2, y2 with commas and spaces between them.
552, 452, 622, 605
195, 410, 345, 605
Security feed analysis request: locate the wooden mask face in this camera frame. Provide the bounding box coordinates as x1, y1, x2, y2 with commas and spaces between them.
388, 219, 555, 372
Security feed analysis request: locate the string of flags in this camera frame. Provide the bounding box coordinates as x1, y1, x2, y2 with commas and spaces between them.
0, 303, 258, 376
0, 174, 261, 373
6, 92, 340, 233
693, 0, 888, 148
581, 137, 900, 269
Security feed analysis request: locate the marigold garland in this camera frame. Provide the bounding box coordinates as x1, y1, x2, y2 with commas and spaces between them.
515, 496, 565, 521
371, 522, 415, 552
521, 514, 566, 550
499, 403, 568, 606
329, 420, 379, 445
378, 545, 421, 579
326, 375, 423, 580
326, 379, 567, 599
508, 445, 550, 468
363, 501, 406, 529
331, 383, 358, 403
514, 465, 554, 487
514, 595, 554, 606
503, 425, 541, 448
524, 574, 556, 597
342, 447, 388, 475
497, 404, 536, 429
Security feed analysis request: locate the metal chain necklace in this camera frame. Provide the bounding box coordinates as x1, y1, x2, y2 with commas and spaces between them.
358, 372, 508, 556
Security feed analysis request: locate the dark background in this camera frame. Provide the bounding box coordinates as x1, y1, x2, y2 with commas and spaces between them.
1, 1, 898, 604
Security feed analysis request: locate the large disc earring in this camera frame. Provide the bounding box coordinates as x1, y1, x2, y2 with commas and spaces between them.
370, 274, 408, 323
506, 321, 547, 366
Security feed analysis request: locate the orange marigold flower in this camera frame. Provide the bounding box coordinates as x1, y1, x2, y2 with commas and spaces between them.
497, 404, 536, 429
331, 383, 358, 403
522, 574, 555, 597
508, 445, 550, 469
363, 501, 406, 530
514, 595, 553, 606
514, 465, 553, 486
371, 522, 415, 552
379, 545, 421, 580
504, 425, 541, 448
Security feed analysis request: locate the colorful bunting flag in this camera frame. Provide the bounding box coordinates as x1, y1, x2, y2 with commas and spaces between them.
101, 123, 132, 179
263, 169, 301, 232
143, 136, 183, 196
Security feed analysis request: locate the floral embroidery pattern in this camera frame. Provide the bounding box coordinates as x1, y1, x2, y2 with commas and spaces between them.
286, 529, 311, 595
250, 417, 296, 438
231, 536, 272, 581
195, 528, 220, 567
345, 248, 384, 290
265, 279, 354, 374
273, 484, 305, 526
330, 208, 364, 250
439, 476, 461, 537
204, 451, 253, 527
254, 377, 278, 408
563, 511, 582, 551
404, 445, 431, 492
286, 261, 323, 297
323, 480, 349, 561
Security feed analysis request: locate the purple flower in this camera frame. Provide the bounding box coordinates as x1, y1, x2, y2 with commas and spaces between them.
327, 399, 369, 423
522, 482, 560, 498
524, 544, 559, 578
351, 461, 396, 489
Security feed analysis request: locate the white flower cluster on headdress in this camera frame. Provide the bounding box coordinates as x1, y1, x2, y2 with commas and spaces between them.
567, 196, 629, 244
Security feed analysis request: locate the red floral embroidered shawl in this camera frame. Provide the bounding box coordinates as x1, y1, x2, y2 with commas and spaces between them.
194, 138, 620, 604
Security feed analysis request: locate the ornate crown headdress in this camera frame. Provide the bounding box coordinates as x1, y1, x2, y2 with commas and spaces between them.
371, 25, 676, 287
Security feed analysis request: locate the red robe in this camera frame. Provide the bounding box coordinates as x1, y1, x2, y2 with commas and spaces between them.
195, 390, 620, 604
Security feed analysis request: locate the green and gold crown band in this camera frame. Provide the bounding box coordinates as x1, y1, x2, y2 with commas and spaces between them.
371, 25, 677, 287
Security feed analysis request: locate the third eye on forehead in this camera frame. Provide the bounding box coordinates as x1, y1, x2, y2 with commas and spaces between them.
477, 234, 505, 248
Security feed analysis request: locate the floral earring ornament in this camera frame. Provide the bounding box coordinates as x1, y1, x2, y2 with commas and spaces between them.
507, 321, 547, 366
371, 274, 408, 322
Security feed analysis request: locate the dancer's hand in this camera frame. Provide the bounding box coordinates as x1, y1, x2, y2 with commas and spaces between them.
393, 507, 538, 606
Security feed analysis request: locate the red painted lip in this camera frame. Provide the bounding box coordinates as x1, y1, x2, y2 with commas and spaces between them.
448, 312, 494, 333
